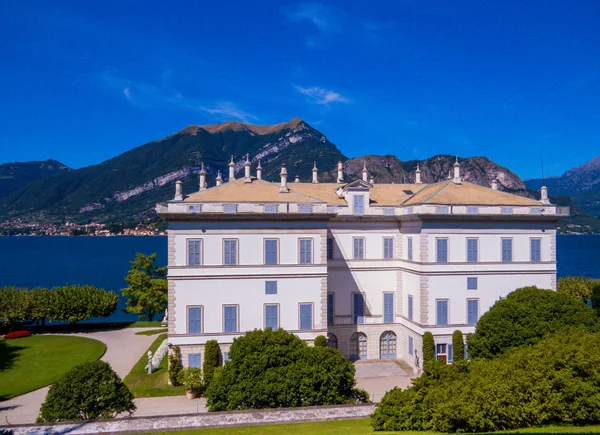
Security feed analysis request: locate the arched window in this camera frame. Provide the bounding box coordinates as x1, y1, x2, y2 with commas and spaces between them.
380, 331, 397, 359
327, 333, 338, 349
350, 332, 367, 360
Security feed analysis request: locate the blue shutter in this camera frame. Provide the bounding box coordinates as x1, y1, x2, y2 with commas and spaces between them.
353, 238, 364, 259
448, 344, 453, 363
408, 295, 413, 321
265, 281, 277, 295
300, 304, 312, 330
224, 306, 237, 332
327, 238, 334, 259
265, 305, 278, 329
353, 293, 365, 324
354, 195, 364, 215
408, 336, 413, 355
265, 240, 278, 265
188, 307, 201, 334
531, 239, 541, 262
436, 300, 448, 325
300, 240, 312, 264
384, 238, 393, 259
467, 299, 479, 324
384, 293, 394, 323
437, 239, 448, 262
467, 239, 477, 262
407, 237, 413, 260
188, 353, 201, 368
327, 294, 334, 325
224, 240, 237, 265
467, 277, 478, 290
502, 239, 512, 262
188, 240, 201, 265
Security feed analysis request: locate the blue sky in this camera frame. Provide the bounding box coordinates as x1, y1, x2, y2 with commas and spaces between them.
1, 1, 599, 179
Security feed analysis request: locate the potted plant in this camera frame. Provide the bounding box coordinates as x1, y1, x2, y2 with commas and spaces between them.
179, 367, 203, 400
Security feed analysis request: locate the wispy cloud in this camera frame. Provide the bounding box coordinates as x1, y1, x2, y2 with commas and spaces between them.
100, 72, 257, 123
286, 2, 334, 31
295, 85, 350, 105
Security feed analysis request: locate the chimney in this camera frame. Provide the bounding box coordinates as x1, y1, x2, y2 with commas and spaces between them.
244, 154, 251, 183
174, 180, 183, 201
362, 162, 368, 182
199, 163, 207, 190
453, 157, 462, 184
279, 164, 289, 193
312, 162, 319, 184
415, 164, 422, 184
294, 175, 300, 183
216, 170, 223, 186
370, 177, 374, 185
540, 186, 550, 205
337, 161, 344, 184
492, 179, 498, 190
256, 160, 263, 180
228, 156, 235, 182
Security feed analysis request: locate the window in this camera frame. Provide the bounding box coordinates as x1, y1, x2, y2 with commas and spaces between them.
530, 238, 541, 262
384, 208, 394, 216
407, 237, 413, 260
501, 207, 513, 215
264, 239, 278, 265
408, 336, 414, 355
223, 305, 238, 333
380, 331, 397, 359
383, 293, 394, 323
265, 304, 278, 329
353, 293, 365, 324
502, 238, 513, 262
223, 239, 238, 265
264, 204, 277, 213
467, 299, 479, 325
299, 303, 313, 330
406, 207, 414, 214
383, 237, 394, 259
436, 300, 449, 326
353, 195, 365, 216
467, 206, 478, 214
350, 332, 367, 360
187, 306, 202, 334
435, 343, 447, 363
408, 295, 414, 321
299, 204, 312, 213
223, 204, 237, 213
265, 281, 277, 295
299, 239, 313, 264
531, 207, 542, 215
436, 238, 448, 263
188, 353, 201, 368
353, 237, 365, 259
447, 344, 454, 363
327, 293, 334, 325
467, 238, 478, 262
188, 204, 201, 213
223, 352, 230, 363
467, 277, 478, 290
187, 239, 202, 266
435, 206, 449, 214
327, 237, 334, 260
327, 333, 338, 349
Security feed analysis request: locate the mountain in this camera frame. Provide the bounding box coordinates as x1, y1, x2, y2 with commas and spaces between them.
0, 159, 70, 200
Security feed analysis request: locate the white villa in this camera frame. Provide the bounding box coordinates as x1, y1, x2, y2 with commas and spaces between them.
156, 157, 568, 371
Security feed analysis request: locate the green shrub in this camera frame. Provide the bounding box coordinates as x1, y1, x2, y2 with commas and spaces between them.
422, 331, 435, 371
467, 286, 599, 359
452, 330, 464, 362
38, 360, 135, 422
203, 340, 221, 388
169, 345, 183, 386
558, 276, 600, 305
372, 329, 600, 433
314, 335, 327, 347
47, 285, 118, 324
351, 388, 371, 403
179, 367, 204, 395
205, 329, 361, 411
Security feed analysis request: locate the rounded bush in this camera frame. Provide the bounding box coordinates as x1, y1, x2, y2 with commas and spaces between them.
314, 335, 327, 347
203, 340, 221, 388
4, 330, 31, 339
38, 360, 135, 422
452, 330, 464, 362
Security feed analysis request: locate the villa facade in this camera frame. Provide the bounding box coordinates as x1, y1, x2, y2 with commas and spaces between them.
156, 158, 568, 371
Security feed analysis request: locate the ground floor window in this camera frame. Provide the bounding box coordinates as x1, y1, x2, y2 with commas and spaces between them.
188, 353, 201, 368
350, 332, 367, 360
327, 333, 338, 349
436, 343, 448, 363
380, 331, 397, 359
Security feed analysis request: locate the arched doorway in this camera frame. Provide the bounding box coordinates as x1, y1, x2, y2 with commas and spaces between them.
327, 333, 338, 349
380, 331, 397, 359
350, 332, 367, 360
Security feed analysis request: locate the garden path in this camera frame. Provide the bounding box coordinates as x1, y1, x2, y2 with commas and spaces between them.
0, 328, 157, 425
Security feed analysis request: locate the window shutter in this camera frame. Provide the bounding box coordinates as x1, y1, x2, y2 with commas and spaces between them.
300, 304, 312, 330
265, 305, 277, 329
327, 294, 334, 325
408, 237, 413, 260
189, 354, 201, 368
354, 294, 365, 324
448, 344, 453, 363
408, 295, 413, 321
188, 307, 201, 334
408, 336, 413, 355
384, 293, 393, 323
354, 195, 364, 216
467, 239, 477, 262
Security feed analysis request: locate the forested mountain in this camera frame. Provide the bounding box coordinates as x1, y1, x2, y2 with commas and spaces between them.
0, 159, 69, 200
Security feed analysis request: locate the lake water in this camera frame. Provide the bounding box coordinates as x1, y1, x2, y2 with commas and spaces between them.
0, 235, 598, 322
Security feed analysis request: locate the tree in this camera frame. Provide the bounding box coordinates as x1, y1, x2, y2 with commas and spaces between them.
452, 330, 464, 362
205, 329, 364, 411
203, 340, 221, 388
169, 345, 183, 386
558, 276, 594, 303
47, 285, 118, 324
38, 360, 135, 422
0, 287, 28, 330
314, 335, 327, 347
467, 286, 599, 359
422, 331, 435, 371
121, 253, 167, 321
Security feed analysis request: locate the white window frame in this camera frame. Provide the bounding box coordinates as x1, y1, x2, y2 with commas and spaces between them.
407, 237, 413, 260
299, 238, 313, 265
264, 204, 277, 214
223, 204, 237, 213
436, 238, 449, 263
436, 299, 449, 326
467, 298, 479, 325
466, 238, 478, 263
264, 303, 280, 330
187, 239, 203, 266
299, 302, 314, 330
383, 237, 394, 259
223, 239, 239, 265
299, 204, 313, 213
264, 238, 279, 265
353, 195, 365, 216
353, 237, 365, 260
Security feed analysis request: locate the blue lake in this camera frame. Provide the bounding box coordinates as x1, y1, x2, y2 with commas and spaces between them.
0, 235, 598, 322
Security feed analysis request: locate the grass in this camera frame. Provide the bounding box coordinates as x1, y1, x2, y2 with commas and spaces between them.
123, 333, 185, 397
1, 320, 165, 335
0, 335, 106, 400
135, 328, 168, 336
125, 419, 600, 435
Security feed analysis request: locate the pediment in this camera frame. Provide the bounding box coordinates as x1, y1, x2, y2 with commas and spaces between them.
342, 179, 373, 190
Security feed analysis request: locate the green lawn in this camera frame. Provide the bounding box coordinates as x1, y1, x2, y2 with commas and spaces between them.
135, 328, 168, 336
0, 335, 106, 400
126, 419, 600, 435
123, 333, 185, 397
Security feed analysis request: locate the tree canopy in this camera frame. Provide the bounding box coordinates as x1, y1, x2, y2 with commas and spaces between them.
121, 253, 167, 321
467, 286, 599, 359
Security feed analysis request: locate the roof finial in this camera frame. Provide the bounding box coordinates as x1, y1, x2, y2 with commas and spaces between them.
256, 159, 263, 180
228, 156, 235, 181
312, 161, 319, 184
415, 163, 422, 184
362, 161, 368, 182
453, 157, 462, 184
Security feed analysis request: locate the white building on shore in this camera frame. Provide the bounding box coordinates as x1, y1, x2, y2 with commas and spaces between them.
156, 157, 568, 370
